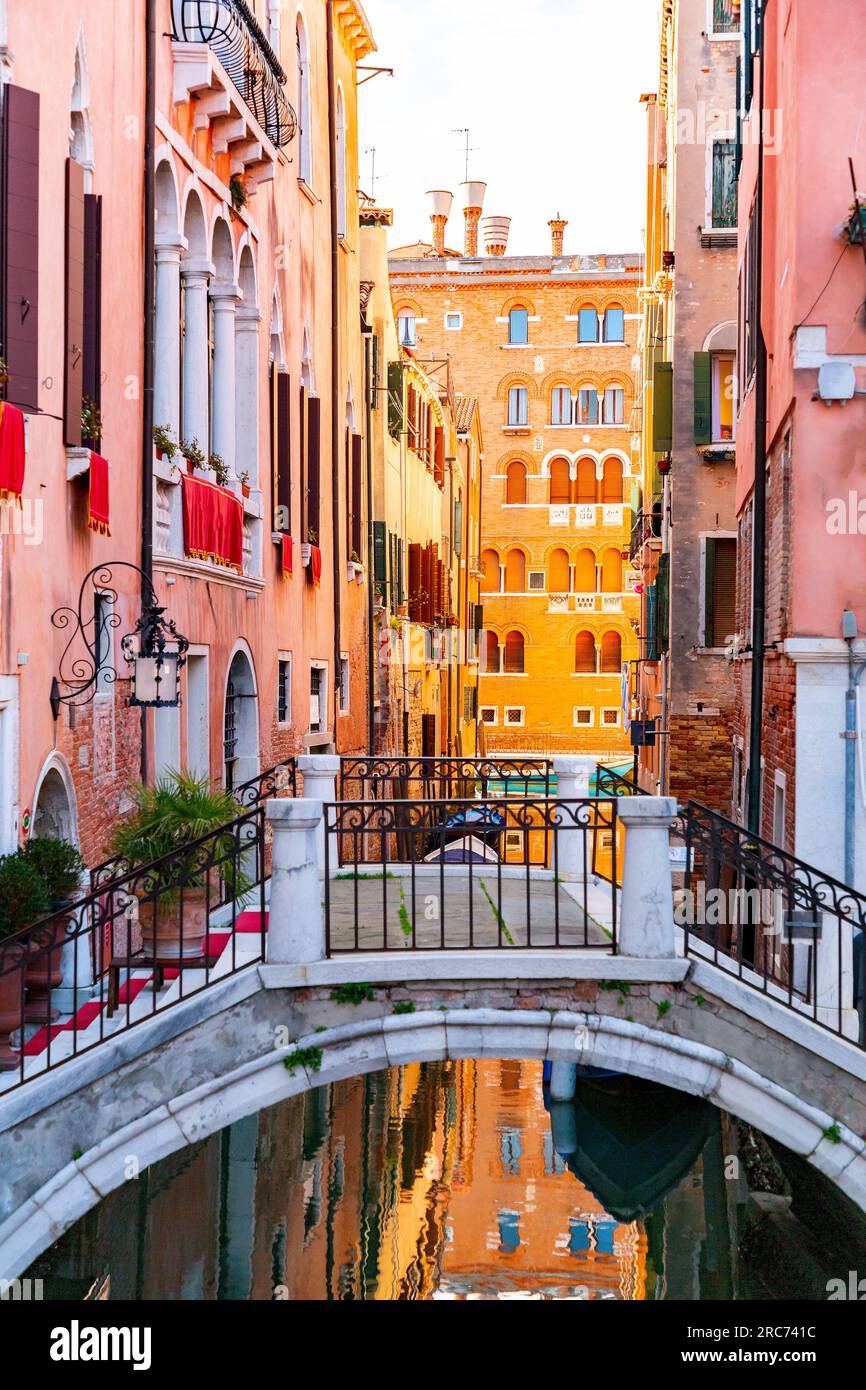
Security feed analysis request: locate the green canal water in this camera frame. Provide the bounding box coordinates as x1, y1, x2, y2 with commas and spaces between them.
26, 1060, 866, 1301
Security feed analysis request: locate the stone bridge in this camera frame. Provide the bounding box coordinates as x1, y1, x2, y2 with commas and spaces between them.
1, 790, 866, 1279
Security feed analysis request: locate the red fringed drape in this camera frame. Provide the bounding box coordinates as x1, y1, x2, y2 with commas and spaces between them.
181, 474, 244, 573
281, 535, 293, 575
0, 402, 26, 503
310, 544, 322, 586
87, 452, 111, 536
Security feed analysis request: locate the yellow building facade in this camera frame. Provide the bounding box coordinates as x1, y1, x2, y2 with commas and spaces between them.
390, 214, 642, 758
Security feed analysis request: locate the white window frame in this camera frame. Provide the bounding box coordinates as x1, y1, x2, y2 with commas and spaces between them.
503, 706, 525, 728
397, 312, 417, 348
507, 386, 528, 427
602, 307, 625, 344
601, 708, 621, 729
705, 129, 738, 232
277, 651, 292, 726
444, 311, 463, 331
707, 0, 741, 38
711, 352, 738, 443
602, 386, 625, 425
573, 707, 594, 728
551, 385, 572, 425
310, 660, 328, 732
339, 653, 350, 715
527, 570, 546, 592
479, 706, 498, 727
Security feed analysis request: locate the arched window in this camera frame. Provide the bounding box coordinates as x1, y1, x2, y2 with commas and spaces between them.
506, 461, 527, 505
504, 550, 526, 593
573, 548, 597, 593
549, 548, 570, 593
480, 548, 501, 594
575, 631, 596, 673
601, 458, 623, 502
575, 457, 597, 505
551, 385, 572, 425
509, 306, 529, 345
481, 632, 500, 674
603, 304, 625, 342
507, 385, 528, 426
602, 385, 624, 424
335, 85, 347, 238
549, 458, 571, 505
577, 386, 598, 424
601, 550, 623, 594
296, 18, 312, 185
578, 304, 599, 343
397, 310, 416, 347
504, 632, 525, 674
600, 632, 622, 673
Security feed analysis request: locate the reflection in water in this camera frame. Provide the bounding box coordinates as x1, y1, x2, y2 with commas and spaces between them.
26, 1059, 866, 1300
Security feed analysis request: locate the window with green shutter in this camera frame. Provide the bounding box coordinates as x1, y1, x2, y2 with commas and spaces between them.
693, 352, 713, 445
656, 553, 670, 653
646, 584, 658, 661
652, 361, 673, 452
387, 361, 403, 438
704, 537, 737, 647
373, 521, 387, 585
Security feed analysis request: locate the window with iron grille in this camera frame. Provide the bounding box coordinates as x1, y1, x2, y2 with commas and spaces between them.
339, 655, 350, 715
224, 681, 238, 789
278, 655, 291, 724
504, 707, 525, 727
480, 706, 497, 726
463, 686, 478, 722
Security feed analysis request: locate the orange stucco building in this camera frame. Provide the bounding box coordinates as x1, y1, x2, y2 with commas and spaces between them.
390, 198, 642, 758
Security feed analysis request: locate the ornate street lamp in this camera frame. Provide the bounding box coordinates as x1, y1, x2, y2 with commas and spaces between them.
50, 564, 189, 721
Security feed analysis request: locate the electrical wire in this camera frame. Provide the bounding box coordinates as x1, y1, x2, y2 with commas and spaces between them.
795, 243, 849, 329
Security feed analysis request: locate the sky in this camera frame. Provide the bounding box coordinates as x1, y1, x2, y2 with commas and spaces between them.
358, 0, 660, 257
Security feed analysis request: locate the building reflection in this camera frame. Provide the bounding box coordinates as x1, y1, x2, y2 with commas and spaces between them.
28, 1059, 737, 1301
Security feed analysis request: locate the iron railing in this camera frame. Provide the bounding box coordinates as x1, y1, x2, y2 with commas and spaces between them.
171, 0, 297, 148
323, 795, 618, 954
673, 801, 866, 1048
0, 808, 268, 1092
596, 765, 645, 798
338, 756, 553, 803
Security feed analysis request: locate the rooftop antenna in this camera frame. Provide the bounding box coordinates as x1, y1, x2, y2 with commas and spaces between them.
364, 147, 378, 198
452, 128, 479, 182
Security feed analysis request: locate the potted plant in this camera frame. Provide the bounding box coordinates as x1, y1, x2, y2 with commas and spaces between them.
110, 771, 250, 961
348, 549, 364, 583
0, 356, 8, 387
180, 437, 205, 474
209, 452, 230, 487
230, 175, 247, 213
153, 424, 178, 464
239, 470, 251, 499
841, 197, 866, 245
81, 397, 103, 450
0, 855, 50, 1067
20, 838, 85, 1021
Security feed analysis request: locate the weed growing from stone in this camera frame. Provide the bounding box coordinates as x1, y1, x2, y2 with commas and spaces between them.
284, 1045, 324, 1076
331, 982, 375, 1006
393, 1001, 416, 1016
656, 1000, 672, 1021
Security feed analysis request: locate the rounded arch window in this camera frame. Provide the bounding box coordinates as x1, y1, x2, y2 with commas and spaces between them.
575, 631, 596, 673
549, 458, 571, 505
601, 549, 623, 594
509, 306, 529, 345
504, 631, 525, 674
601, 457, 623, 503
549, 548, 570, 593
481, 632, 500, 674
578, 304, 599, 343
480, 548, 501, 594
575, 457, 598, 505
600, 632, 623, 673
506, 460, 527, 505
603, 304, 625, 342
573, 548, 597, 593
504, 550, 526, 593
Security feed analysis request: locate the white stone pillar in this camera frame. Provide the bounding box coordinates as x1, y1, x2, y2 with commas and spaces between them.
210, 281, 241, 477
815, 913, 860, 1040
617, 797, 678, 959
235, 305, 261, 487
298, 755, 341, 874
154, 239, 185, 437
180, 258, 213, 451
549, 1062, 578, 1102
266, 799, 326, 964
553, 756, 596, 881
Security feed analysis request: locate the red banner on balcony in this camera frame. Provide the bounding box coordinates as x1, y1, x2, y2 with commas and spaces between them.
310, 544, 322, 586
281, 534, 293, 576
87, 452, 111, 536
181, 473, 244, 572
0, 401, 26, 503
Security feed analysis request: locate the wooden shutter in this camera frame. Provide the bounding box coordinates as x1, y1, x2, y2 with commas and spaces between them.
387, 361, 402, 437
694, 351, 713, 445
706, 537, 736, 647
652, 361, 673, 453
422, 713, 437, 758
421, 544, 434, 625
275, 370, 291, 530
83, 193, 102, 411
64, 158, 86, 446
299, 384, 307, 535
434, 426, 445, 486
408, 541, 422, 620
306, 394, 320, 539
0, 85, 40, 411
351, 432, 362, 558
656, 553, 670, 651
373, 521, 387, 585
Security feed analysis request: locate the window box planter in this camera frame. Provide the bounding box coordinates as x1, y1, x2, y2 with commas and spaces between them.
348, 559, 364, 584
301, 543, 313, 568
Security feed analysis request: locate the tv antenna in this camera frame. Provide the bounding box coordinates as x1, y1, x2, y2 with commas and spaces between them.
452, 128, 479, 182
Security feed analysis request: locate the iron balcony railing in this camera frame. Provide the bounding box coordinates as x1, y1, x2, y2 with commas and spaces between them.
630, 506, 663, 561
338, 756, 554, 804
171, 0, 297, 149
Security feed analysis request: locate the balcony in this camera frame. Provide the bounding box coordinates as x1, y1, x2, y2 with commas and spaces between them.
171, 0, 296, 186
630, 506, 663, 562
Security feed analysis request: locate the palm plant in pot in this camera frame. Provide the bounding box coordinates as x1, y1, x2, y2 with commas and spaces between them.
111, 771, 251, 961
0, 855, 50, 1068
20, 838, 85, 1021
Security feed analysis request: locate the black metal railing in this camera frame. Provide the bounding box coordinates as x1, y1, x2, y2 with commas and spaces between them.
673, 801, 866, 1048
323, 795, 617, 955
171, 0, 297, 148
0, 808, 268, 1092
596, 765, 645, 798
338, 756, 553, 804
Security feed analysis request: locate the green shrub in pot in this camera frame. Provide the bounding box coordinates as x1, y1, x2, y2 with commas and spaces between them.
21, 838, 85, 909
0, 855, 51, 941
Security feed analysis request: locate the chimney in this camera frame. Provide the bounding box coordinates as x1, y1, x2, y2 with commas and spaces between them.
426, 189, 453, 256
460, 180, 487, 257
548, 213, 568, 258
482, 215, 511, 257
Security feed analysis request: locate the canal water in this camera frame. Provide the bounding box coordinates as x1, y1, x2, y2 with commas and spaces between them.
26, 1060, 866, 1300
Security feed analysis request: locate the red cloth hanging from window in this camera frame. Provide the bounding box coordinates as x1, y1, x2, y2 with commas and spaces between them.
87, 451, 111, 535
181, 473, 243, 572
310, 544, 322, 586
0, 402, 26, 503
281, 534, 293, 576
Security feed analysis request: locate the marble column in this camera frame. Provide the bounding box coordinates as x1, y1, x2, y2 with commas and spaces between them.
154, 239, 185, 438
210, 280, 241, 476
180, 257, 213, 452
235, 305, 261, 486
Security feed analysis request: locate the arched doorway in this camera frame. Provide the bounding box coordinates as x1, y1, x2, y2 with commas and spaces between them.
224, 650, 259, 792
32, 757, 77, 845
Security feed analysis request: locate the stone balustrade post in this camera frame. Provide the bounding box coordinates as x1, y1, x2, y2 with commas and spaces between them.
617, 797, 678, 959
298, 755, 341, 874
815, 914, 860, 1040
553, 756, 596, 881
266, 799, 326, 965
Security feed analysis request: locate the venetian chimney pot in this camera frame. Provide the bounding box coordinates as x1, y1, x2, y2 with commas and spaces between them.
482, 215, 511, 257
460, 180, 487, 257
426, 189, 453, 256
549, 213, 568, 257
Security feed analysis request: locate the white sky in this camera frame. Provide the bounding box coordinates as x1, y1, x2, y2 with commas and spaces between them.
358, 0, 661, 257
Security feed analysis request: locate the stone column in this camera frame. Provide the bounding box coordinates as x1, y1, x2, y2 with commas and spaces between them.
553, 756, 596, 881
266, 799, 325, 964
617, 797, 678, 959
815, 914, 860, 1040
180, 258, 213, 450
549, 1062, 578, 1103
235, 305, 261, 487
154, 240, 185, 437
298, 755, 341, 874
210, 281, 241, 477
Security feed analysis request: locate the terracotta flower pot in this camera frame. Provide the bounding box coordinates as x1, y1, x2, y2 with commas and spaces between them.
136, 886, 210, 961
241, 483, 251, 499
0, 954, 25, 1071
24, 909, 71, 1024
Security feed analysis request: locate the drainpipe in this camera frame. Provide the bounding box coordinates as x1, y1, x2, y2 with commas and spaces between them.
326, 0, 342, 739
843, 612, 866, 885
364, 330, 375, 752
747, 0, 769, 837
140, 0, 156, 784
